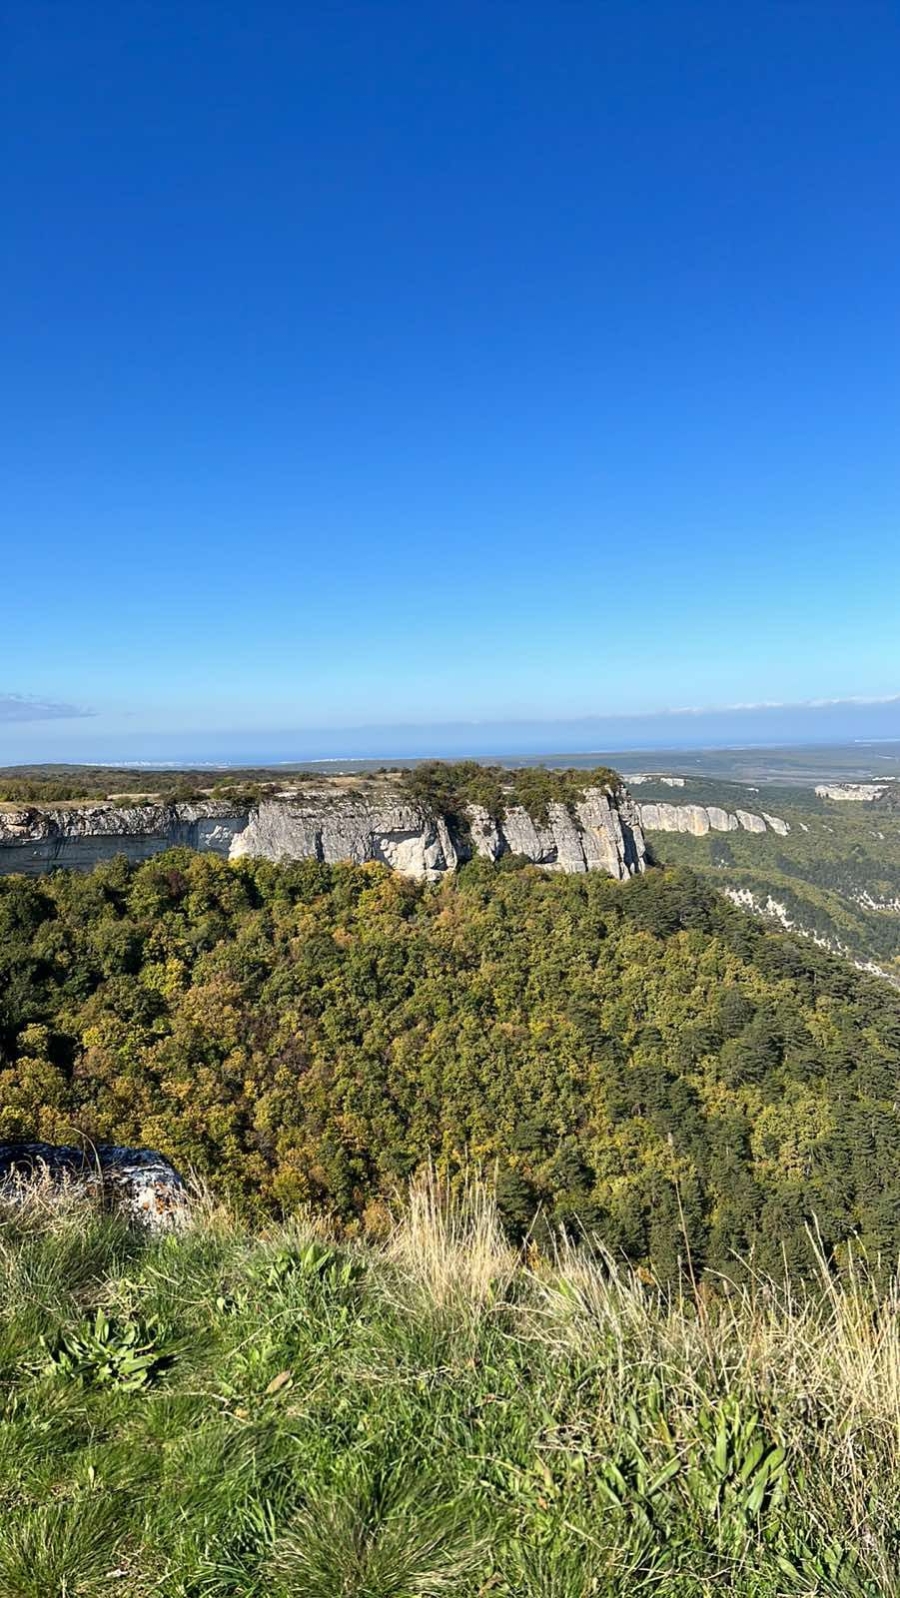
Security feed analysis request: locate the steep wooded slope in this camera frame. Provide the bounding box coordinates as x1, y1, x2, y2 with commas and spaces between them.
3, 851, 900, 1279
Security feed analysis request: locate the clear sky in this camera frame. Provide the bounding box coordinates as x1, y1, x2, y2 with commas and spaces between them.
3, 1, 899, 762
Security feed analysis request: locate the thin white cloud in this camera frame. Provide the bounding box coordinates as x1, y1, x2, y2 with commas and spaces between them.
0, 693, 94, 723
607, 694, 900, 721
806, 693, 900, 708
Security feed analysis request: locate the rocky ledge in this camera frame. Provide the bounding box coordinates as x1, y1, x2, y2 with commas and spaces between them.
0, 800, 249, 876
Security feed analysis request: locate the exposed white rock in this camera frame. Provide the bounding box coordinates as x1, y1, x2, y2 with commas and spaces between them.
722, 887, 898, 987
577, 787, 648, 876
626, 774, 685, 788
853, 890, 900, 914
230, 784, 647, 882
230, 797, 459, 882
736, 810, 767, 834
0, 783, 648, 885
0, 1142, 188, 1232
0, 799, 242, 842
637, 801, 788, 837
707, 806, 739, 832
723, 887, 839, 951
762, 813, 790, 836
545, 802, 588, 871
638, 802, 712, 835
815, 784, 887, 801
498, 806, 558, 863
465, 805, 505, 861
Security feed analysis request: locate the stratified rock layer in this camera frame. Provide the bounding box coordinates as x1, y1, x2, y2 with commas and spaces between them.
0, 801, 248, 876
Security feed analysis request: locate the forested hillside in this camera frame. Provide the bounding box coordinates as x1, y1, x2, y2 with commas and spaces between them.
4, 850, 900, 1280
639, 776, 900, 978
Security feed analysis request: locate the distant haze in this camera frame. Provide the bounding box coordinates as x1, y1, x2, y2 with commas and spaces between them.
3, 697, 900, 768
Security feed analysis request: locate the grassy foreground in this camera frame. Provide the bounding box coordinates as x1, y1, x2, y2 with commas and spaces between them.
2, 1182, 900, 1596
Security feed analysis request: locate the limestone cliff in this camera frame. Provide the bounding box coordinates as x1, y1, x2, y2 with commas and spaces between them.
0, 800, 248, 875
815, 784, 887, 802
638, 802, 789, 837
0, 799, 242, 843
0, 783, 647, 883
463, 789, 646, 878
230, 796, 459, 880
230, 785, 647, 882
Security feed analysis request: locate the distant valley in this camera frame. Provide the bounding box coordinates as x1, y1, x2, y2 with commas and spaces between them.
637, 771, 900, 982
4, 755, 900, 981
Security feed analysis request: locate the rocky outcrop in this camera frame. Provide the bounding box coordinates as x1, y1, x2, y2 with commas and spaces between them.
0, 782, 648, 883
638, 802, 789, 837
230, 796, 460, 881
762, 813, 790, 836
0, 800, 247, 848
721, 889, 899, 988
465, 788, 647, 877
815, 784, 887, 802
627, 774, 685, 788
735, 809, 767, 834
0, 1142, 188, 1231
230, 785, 647, 882
0, 800, 249, 876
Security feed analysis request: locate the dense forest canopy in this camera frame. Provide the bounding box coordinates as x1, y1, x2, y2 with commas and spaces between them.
0, 769, 285, 805
3, 850, 900, 1281
643, 780, 900, 975
398, 760, 621, 825
0, 759, 622, 820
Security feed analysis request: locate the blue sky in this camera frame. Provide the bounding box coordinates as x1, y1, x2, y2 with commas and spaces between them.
3, 2, 899, 762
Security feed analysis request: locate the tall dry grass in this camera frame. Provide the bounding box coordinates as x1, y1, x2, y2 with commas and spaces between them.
4, 1171, 900, 1592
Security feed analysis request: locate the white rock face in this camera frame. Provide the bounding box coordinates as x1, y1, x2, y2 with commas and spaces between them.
0, 800, 241, 842
638, 802, 710, 835
627, 774, 685, 788
707, 807, 739, 833
577, 788, 648, 876
736, 810, 767, 834
638, 802, 788, 837
498, 806, 557, 863
0, 784, 648, 885
0, 800, 251, 876
230, 798, 459, 882
815, 784, 887, 802
466, 805, 505, 860
762, 813, 790, 836
231, 784, 647, 882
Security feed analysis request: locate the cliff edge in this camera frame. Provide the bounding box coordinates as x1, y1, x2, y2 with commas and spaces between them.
230, 783, 647, 882
0, 777, 647, 883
